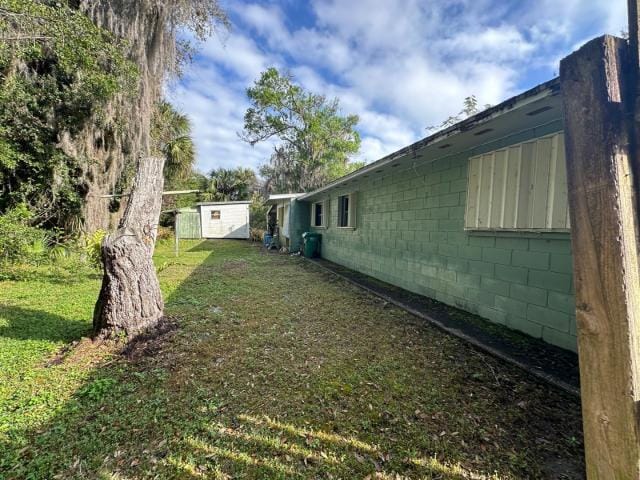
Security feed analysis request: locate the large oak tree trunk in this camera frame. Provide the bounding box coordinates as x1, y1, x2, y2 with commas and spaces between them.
93, 156, 165, 338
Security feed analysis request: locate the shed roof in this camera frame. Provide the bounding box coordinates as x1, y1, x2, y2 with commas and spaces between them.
196, 201, 251, 206
300, 78, 562, 202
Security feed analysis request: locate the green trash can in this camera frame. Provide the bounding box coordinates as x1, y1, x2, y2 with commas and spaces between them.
302, 232, 321, 258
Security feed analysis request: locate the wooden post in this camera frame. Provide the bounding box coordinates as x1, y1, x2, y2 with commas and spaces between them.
628, 0, 640, 214
560, 35, 640, 478
629, 1, 640, 68
175, 211, 180, 257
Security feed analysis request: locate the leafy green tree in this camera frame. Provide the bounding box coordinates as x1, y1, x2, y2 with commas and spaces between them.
152, 100, 196, 185
241, 68, 361, 193
159, 172, 208, 220
0, 1, 228, 233
0, 0, 136, 229
249, 192, 268, 230
0, 204, 47, 264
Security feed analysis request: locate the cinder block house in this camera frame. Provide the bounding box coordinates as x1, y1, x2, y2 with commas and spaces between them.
288, 78, 578, 352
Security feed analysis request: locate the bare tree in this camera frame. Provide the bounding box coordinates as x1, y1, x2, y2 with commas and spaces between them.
93, 156, 165, 337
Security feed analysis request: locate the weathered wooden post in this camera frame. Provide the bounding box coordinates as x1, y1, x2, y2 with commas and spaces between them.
175, 210, 180, 257
627, 0, 640, 208
560, 29, 640, 480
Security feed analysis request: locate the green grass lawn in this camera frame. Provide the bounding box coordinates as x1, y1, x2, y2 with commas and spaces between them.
0, 239, 584, 479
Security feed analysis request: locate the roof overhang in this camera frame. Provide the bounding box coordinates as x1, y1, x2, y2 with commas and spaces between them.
300, 78, 562, 202
264, 193, 304, 205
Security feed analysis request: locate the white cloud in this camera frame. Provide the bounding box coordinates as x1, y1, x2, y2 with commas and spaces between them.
357, 136, 391, 163
172, 0, 631, 176
440, 26, 535, 61
233, 2, 289, 47
198, 30, 275, 82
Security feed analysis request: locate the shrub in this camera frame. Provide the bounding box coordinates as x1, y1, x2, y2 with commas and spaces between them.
84, 230, 106, 268
157, 226, 173, 242
48, 244, 69, 261
0, 205, 49, 264
250, 193, 268, 230
250, 228, 264, 242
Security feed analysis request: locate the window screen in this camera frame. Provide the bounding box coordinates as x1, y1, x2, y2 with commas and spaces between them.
211, 210, 221, 220
313, 202, 324, 227
338, 195, 350, 227
465, 133, 569, 230
338, 195, 355, 227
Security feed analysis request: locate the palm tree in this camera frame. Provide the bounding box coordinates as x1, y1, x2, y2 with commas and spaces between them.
152, 100, 195, 185
206, 167, 257, 201
208, 168, 237, 201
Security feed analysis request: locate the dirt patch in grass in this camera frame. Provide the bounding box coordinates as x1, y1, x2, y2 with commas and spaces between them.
221, 259, 249, 273
121, 317, 180, 361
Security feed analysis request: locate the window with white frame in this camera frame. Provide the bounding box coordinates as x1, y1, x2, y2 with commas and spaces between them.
465, 133, 570, 231
337, 193, 356, 228
312, 201, 326, 227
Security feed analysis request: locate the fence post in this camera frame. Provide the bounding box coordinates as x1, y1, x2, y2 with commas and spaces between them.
174, 211, 180, 257
560, 35, 640, 478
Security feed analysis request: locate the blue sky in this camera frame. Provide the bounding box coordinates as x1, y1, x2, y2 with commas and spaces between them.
168, 0, 627, 175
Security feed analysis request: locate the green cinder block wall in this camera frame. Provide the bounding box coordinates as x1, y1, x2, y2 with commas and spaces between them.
309, 123, 577, 352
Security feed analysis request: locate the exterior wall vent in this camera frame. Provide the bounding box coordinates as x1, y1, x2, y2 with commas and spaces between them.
473, 128, 494, 136
526, 106, 553, 116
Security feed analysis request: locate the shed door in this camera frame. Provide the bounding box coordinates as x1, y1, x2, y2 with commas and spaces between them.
177, 211, 201, 239
207, 209, 225, 237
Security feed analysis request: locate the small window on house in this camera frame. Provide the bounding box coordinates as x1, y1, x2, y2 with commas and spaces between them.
312, 202, 325, 227
211, 210, 221, 220
338, 194, 356, 228
465, 133, 570, 231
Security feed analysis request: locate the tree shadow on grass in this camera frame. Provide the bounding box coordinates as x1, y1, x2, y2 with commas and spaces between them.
186, 240, 217, 252
0, 240, 585, 479
0, 305, 91, 343
186, 238, 256, 253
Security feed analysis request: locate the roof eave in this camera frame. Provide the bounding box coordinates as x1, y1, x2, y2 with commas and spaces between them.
298, 78, 560, 202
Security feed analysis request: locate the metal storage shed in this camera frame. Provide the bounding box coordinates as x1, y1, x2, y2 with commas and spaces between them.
197, 201, 251, 239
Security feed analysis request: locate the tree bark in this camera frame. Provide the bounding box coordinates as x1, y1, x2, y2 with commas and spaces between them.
93, 156, 165, 338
